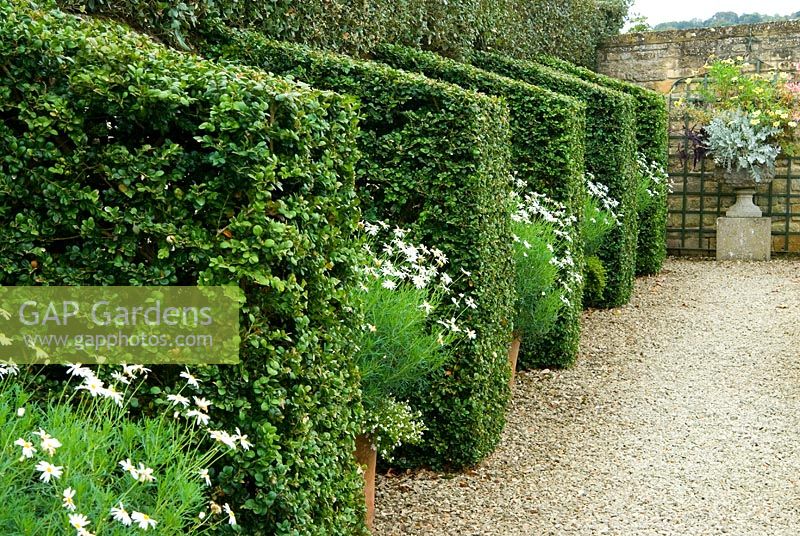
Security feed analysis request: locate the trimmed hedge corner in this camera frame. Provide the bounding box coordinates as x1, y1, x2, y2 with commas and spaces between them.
472, 51, 639, 309
539, 55, 669, 275
199, 27, 516, 469
372, 44, 587, 369
0, 3, 368, 534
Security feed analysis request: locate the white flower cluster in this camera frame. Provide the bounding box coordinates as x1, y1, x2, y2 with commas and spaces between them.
3, 363, 240, 533
636, 153, 671, 196
585, 175, 621, 225
360, 220, 477, 343
511, 186, 583, 307
361, 221, 449, 291
0, 362, 19, 379
12, 424, 160, 534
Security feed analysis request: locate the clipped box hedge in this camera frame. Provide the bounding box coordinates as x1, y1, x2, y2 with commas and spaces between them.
539, 55, 669, 275
199, 27, 516, 469
0, 3, 368, 534
472, 51, 639, 308
373, 44, 587, 369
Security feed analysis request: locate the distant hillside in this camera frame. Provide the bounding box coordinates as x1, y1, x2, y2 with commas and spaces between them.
653, 11, 800, 31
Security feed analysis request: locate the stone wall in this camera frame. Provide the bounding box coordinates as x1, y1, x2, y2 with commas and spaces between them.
597, 22, 800, 255
597, 21, 800, 94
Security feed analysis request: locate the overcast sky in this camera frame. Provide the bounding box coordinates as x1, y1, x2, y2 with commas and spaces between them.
630, 0, 799, 25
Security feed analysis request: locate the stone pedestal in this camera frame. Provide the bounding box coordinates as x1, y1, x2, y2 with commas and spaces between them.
716, 217, 771, 261
726, 188, 762, 217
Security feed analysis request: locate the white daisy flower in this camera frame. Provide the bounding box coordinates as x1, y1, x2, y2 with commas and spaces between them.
101, 386, 124, 407
65, 363, 94, 378
223, 503, 236, 526
193, 396, 212, 412
111, 371, 131, 385
167, 394, 190, 407
199, 468, 211, 486
110, 502, 132, 526
35, 460, 63, 482
135, 463, 156, 483
14, 438, 36, 459
119, 458, 136, 475
131, 511, 158, 530
62, 487, 76, 511
68, 513, 90, 529
180, 368, 201, 389
186, 409, 210, 426
235, 427, 253, 451
40, 435, 62, 457
122, 364, 151, 377
76, 377, 104, 397
381, 279, 397, 290
0, 363, 19, 378
209, 430, 238, 450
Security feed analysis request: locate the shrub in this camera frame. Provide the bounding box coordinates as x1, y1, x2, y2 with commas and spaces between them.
471, 51, 639, 308
581, 178, 620, 309
0, 3, 366, 534
538, 55, 669, 275
199, 27, 516, 469
510, 220, 562, 342
356, 223, 468, 460
509, 194, 566, 345
54, 0, 628, 65
583, 177, 621, 258
583, 255, 607, 308
372, 43, 586, 368
0, 364, 240, 534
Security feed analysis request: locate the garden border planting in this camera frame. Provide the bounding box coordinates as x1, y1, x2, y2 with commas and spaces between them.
539, 55, 669, 275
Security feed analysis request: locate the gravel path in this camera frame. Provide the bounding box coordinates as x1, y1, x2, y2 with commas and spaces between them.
375, 258, 800, 535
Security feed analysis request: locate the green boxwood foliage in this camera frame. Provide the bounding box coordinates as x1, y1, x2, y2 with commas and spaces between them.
199, 27, 516, 469
583, 255, 607, 308
539, 55, 669, 275
472, 51, 639, 308
0, 3, 367, 534
372, 44, 586, 369
54, 0, 628, 66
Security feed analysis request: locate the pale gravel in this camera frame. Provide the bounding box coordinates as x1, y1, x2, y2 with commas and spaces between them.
374, 258, 800, 535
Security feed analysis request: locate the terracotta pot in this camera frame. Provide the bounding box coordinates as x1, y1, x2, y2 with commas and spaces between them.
507, 335, 521, 389
354, 434, 377, 531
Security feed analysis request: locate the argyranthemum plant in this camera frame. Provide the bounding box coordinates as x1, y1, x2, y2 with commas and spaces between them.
509, 187, 566, 342
0, 362, 241, 535
355, 221, 476, 459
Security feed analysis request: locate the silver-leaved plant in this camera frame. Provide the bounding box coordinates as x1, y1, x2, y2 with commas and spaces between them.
706, 108, 781, 183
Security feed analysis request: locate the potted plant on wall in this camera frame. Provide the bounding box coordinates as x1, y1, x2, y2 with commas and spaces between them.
353, 221, 473, 529
682, 57, 800, 216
